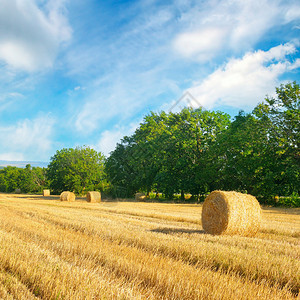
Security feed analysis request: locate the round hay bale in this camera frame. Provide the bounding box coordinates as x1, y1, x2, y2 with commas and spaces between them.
14, 188, 21, 194
202, 190, 262, 236
60, 191, 75, 202
86, 191, 101, 203
43, 189, 50, 197
135, 192, 146, 201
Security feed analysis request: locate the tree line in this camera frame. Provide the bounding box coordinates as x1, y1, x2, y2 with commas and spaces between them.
0, 147, 108, 196
0, 164, 47, 193
0, 82, 299, 205
106, 82, 299, 203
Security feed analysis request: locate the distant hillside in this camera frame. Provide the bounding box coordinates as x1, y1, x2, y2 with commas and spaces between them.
0, 160, 49, 168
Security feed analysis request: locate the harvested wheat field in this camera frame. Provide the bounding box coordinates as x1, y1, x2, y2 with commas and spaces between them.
0, 193, 299, 299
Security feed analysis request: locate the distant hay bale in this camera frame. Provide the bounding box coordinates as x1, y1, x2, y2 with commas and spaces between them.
60, 191, 75, 202
86, 191, 101, 203
135, 192, 146, 201
202, 190, 262, 236
15, 188, 21, 194
43, 189, 50, 197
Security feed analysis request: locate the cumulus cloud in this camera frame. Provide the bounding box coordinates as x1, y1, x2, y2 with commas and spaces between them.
0, 114, 55, 160
0, 0, 71, 71
173, 0, 300, 60
187, 43, 300, 110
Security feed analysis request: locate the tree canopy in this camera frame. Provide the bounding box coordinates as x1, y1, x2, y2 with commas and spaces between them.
105, 107, 231, 199
47, 146, 106, 194
0, 164, 47, 193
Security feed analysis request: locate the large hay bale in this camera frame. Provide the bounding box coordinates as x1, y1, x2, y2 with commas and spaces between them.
15, 188, 21, 194
60, 191, 75, 202
86, 191, 101, 203
135, 192, 146, 201
202, 190, 262, 236
43, 189, 50, 197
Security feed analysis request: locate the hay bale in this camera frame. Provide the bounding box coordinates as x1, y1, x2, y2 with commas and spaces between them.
43, 189, 50, 197
14, 188, 21, 194
202, 190, 262, 236
135, 192, 146, 201
60, 191, 75, 202
86, 191, 101, 203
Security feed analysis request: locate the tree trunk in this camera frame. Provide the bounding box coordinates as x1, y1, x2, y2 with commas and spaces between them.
181, 190, 185, 201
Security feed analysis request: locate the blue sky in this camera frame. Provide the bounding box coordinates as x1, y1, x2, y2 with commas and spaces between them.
0, 0, 299, 162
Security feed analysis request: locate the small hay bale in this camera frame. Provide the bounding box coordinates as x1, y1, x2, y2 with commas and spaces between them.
86, 191, 101, 203
135, 192, 146, 201
43, 189, 50, 197
201, 190, 262, 236
15, 188, 21, 194
60, 191, 75, 202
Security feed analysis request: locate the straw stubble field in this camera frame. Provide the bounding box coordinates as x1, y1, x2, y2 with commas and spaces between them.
0, 193, 299, 299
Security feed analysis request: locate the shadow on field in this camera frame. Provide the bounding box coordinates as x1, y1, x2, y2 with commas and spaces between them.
151, 227, 205, 235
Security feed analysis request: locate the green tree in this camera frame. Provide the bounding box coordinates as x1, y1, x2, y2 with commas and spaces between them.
258, 81, 300, 195
19, 164, 35, 193
148, 108, 230, 199
210, 111, 271, 195
19, 165, 48, 193
0, 166, 22, 192
105, 136, 140, 197
0, 165, 47, 194
47, 146, 106, 194
0, 170, 8, 192
105, 108, 230, 199
212, 82, 299, 199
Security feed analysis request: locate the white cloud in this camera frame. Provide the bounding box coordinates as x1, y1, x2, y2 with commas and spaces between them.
94, 130, 125, 157
0, 0, 71, 72
173, 0, 300, 60
0, 92, 23, 102
187, 43, 300, 110
0, 114, 55, 160
173, 27, 227, 61
0, 92, 24, 113
73, 64, 170, 135
74, 94, 122, 134
92, 123, 139, 156
45, 0, 72, 42
284, 4, 300, 22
